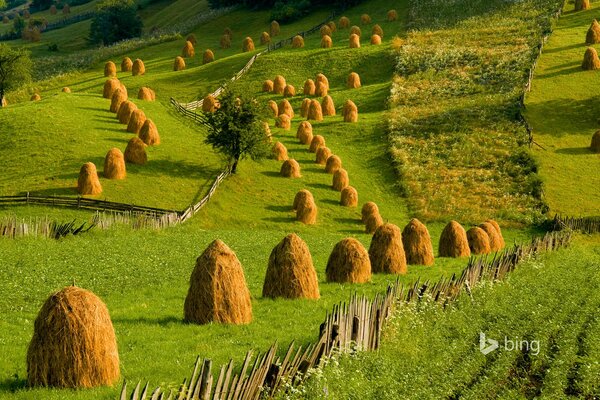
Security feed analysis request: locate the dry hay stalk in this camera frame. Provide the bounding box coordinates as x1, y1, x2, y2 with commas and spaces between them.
365, 212, 383, 234
132, 59, 145, 76
360, 14, 371, 24
332, 168, 349, 191
220, 34, 231, 49
262, 80, 274, 92
316, 73, 329, 89
388, 9, 398, 21
186, 33, 197, 45
591, 130, 600, 152
202, 95, 218, 112
361, 201, 379, 223
350, 25, 361, 36
77, 162, 102, 195
26, 286, 119, 388
127, 109, 146, 134
278, 99, 294, 118
320, 24, 332, 37
340, 186, 358, 207
347, 72, 361, 88
371, 34, 382, 45
321, 35, 333, 48
260, 31, 271, 44
307, 99, 324, 121
273, 75, 287, 94
339, 16, 350, 29
292, 35, 304, 48
479, 222, 503, 252
242, 37, 255, 52
368, 223, 407, 274
174, 56, 186, 71
309, 135, 325, 153
343, 99, 358, 122
270, 20, 280, 36
183, 240, 252, 325
182, 40, 195, 58
276, 114, 291, 130
283, 84, 296, 97
203, 49, 215, 64
438, 220, 470, 258
280, 158, 301, 178
109, 89, 127, 113
272, 141, 288, 161
296, 121, 313, 143
303, 79, 316, 95
315, 146, 332, 164
349, 33, 361, 48
62, 87, 71, 93
263, 234, 319, 298
582, 47, 600, 70
103, 148, 126, 179
315, 81, 328, 97
103, 79, 120, 99
575, 0, 591, 11
467, 227, 491, 255
372, 24, 383, 38
268, 100, 278, 117
402, 218, 434, 265
31, 93, 41, 101
326, 238, 371, 283
300, 98, 311, 117
138, 87, 155, 101
325, 155, 342, 174
124, 137, 147, 164
321, 95, 335, 116
117, 101, 137, 124
139, 119, 160, 146
328, 21, 337, 32
104, 61, 116, 77
293, 189, 314, 210
296, 196, 318, 224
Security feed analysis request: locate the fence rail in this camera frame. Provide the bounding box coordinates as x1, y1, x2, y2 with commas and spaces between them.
551, 214, 600, 234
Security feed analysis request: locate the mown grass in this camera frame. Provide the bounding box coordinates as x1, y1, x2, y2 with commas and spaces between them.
524, 1, 600, 217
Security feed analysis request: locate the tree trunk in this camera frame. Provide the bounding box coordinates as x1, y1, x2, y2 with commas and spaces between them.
0, 88, 4, 108
231, 157, 239, 174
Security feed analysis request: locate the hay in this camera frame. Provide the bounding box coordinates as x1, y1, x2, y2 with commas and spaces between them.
322, 95, 335, 116
186, 33, 197, 45
62, 87, 71, 93
50, 4, 57, 14
117, 101, 137, 124
303, 79, 316, 96
278, 99, 294, 118
371, 34, 382, 45
62, 4, 70, 14
268, 100, 278, 117
316, 73, 329, 89
183, 240, 252, 325
349, 33, 361, 48
104, 61, 116, 77
263, 234, 319, 299
260, 31, 271, 44
283, 84, 296, 97
320, 25, 332, 37
224, 27, 233, 38
26, 286, 119, 388
273, 75, 287, 94
280, 159, 301, 178
387, 9, 398, 21
575, 0, 591, 11
438, 220, 470, 258
243, 37, 255, 52
77, 163, 102, 195
321, 35, 333, 48
109, 89, 127, 113
328, 21, 336, 32
315, 81, 328, 97
479, 222, 503, 252
202, 95, 218, 112
292, 35, 304, 48
121, 57, 133, 72
297, 121, 313, 144
182, 40, 195, 58
347, 72, 361, 89
343, 100, 358, 122
332, 168, 349, 191
173, 55, 186, 71
340, 186, 358, 207
300, 98, 311, 117
350, 26, 361, 36
270, 20, 280, 36
485, 219, 505, 247
132, 59, 145, 76
103, 79, 120, 99
220, 34, 231, 49
372, 24, 383, 38
325, 155, 342, 174
103, 148, 126, 179
262, 80, 274, 92
339, 16, 350, 29
582, 47, 600, 70
360, 14, 371, 24
293, 189, 314, 210
124, 137, 147, 164
325, 238, 371, 283
307, 100, 324, 121
591, 130, 600, 152
203, 49, 215, 64
467, 227, 491, 255
127, 109, 146, 134
138, 87, 155, 101
309, 135, 325, 153
361, 202, 379, 223
276, 114, 291, 130
272, 141, 288, 161
31, 93, 41, 101
315, 146, 332, 165
139, 119, 160, 146
364, 212, 383, 234
368, 223, 407, 274
295, 192, 317, 225
401, 218, 434, 266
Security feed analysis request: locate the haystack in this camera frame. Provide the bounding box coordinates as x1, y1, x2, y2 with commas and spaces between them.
270, 20, 280, 36
309, 135, 325, 152
328, 21, 336, 32
263, 234, 319, 299
332, 168, 349, 191
272, 141, 288, 160
591, 130, 600, 152
371, 34, 382, 45
485, 219, 505, 247
325, 155, 342, 174
174, 56, 186, 71
62, 4, 70, 14
582, 47, 600, 70
2, 16, 9, 24
343, 100, 358, 122
575, 0, 591, 11
77, 162, 102, 195
31, 93, 41, 101
109, 89, 127, 113
388, 10, 398, 21
361, 201, 379, 223
103, 79, 120, 99
365, 212, 384, 234
307, 99, 324, 121
321, 95, 336, 116
260, 31, 271, 44
321, 35, 333, 48
202, 95, 218, 112
325, 238, 371, 283
104, 61, 116, 77
360, 14, 371, 24
182, 40, 195, 58
315, 81, 328, 97
139, 119, 160, 146
295, 192, 317, 225
262, 80, 274, 92
340, 186, 358, 207
224, 27, 233, 38
273, 75, 286, 94
183, 240, 252, 325
127, 109, 146, 134
368, 223, 407, 274
320, 25, 332, 37
276, 114, 291, 130
293, 189, 314, 210
283, 84, 296, 97
401, 218, 434, 265
467, 227, 491, 255
339, 16, 350, 29
292, 35, 304, 48
349, 33, 360, 48
117, 101, 137, 124
103, 148, 126, 179
124, 137, 147, 164
132, 59, 145, 76
26, 286, 119, 388
300, 98, 311, 117
315, 146, 332, 164
297, 121, 313, 142
138, 87, 155, 101
347, 72, 361, 88
372, 24, 383, 38
479, 222, 503, 252
268, 100, 278, 117
303, 79, 315, 95
242, 37, 255, 52
203, 49, 215, 64
62, 87, 71, 93
350, 26, 361, 36
220, 34, 231, 49
438, 220, 470, 258
278, 99, 294, 118
316, 73, 329, 89
186, 33, 197, 45
280, 159, 301, 178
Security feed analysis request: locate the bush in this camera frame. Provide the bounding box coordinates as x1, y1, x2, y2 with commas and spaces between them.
89, 0, 143, 46
30, 0, 52, 11
271, 0, 309, 23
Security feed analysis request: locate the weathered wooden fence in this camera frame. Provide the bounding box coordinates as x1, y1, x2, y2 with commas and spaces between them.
0, 216, 94, 239
551, 214, 600, 234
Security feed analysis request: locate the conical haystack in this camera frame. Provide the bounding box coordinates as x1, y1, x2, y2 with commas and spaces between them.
109, 89, 127, 113
303, 79, 316, 95
591, 130, 600, 152
31, 93, 41, 101
332, 168, 349, 191
280, 159, 301, 178
320, 25, 332, 37
479, 222, 503, 252
117, 101, 137, 124
184, 240, 252, 325
300, 98, 311, 117
325, 155, 342, 174
124, 137, 147, 164
316, 73, 329, 89
103, 148, 126, 179
321, 35, 333, 48
361, 201, 379, 223
575, 0, 591, 11
270, 20, 280, 36
132, 59, 145, 76
369, 223, 407, 274
102, 79, 120, 99
283, 84, 296, 97
268, 100, 278, 117
278, 99, 294, 118
292, 35, 304, 48
121, 56, 132, 72
438, 220, 470, 258
365, 212, 383, 234
182, 40, 195, 58
467, 227, 491, 255
203, 49, 215, 64
371, 34, 382, 45
139, 119, 160, 146
273, 75, 286, 94
339, 16, 350, 29
263, 234, 319, 299
297, 121, 313, 143
242, 37, 255, 52
348, 72, 361, 88
272, 141, 288, 160
137, 87, 155, 101
582, 47, 600, 70
307, 99, 323, 121
322, 95, 335, 116
326, 238, 371, 283
260, 31, 271, 44
315, 146, 332, 164
349, 33, 361, 48
372, 24, 383, 38
293, 189, 314, 210
350, 26, 361, 36
309, 135, 325, 152
174, 56, 186, 71
360, 14, 371, 24
315, 81, 328, 97
186, 33, 197, 45
340, 186, 358, 207
104, 61, 116, 77
62, 87, 71, 93
77, 162, 102, 195
343, 100, 358, 122
224, 27, 233, 38
127, 109, 146, 134
26, 286, 119, 388
402, 218, 434, 265
202, 95, 218, 112
387, 9, 398, 21
220, 34, 231, 49
296, 193, 317, 224
263, 80, 274, 92
328, 21, 336, 32
276, 114, 291, 130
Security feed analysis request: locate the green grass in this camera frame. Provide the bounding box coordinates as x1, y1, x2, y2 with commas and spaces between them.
524, 2, 600, 217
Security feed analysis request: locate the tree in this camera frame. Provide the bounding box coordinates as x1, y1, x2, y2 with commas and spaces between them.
89, 0, 142, 46
30, 0, 53, 11
200, 89, 271, 174
0, 44, 32, 107
12, 15, 25, 35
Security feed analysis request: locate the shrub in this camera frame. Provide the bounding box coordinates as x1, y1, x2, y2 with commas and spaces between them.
89, 0, 143, 46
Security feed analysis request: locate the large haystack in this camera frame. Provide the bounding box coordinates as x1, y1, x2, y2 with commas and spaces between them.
467, 227, 491, 255
127, 109, 146, 134
295, 193, 317, 224
186, 33, 197, 45
268, 100, 278, 117
124, 137, 147, 164
283, 84, 296, 97
479, 222, 503, 252
303, 79, 316, 96
328, 21, 336, 32
183, 240, 252, 325
365, 212, 384, 234
322, 95, 335, 116
360, 14, 371, 24
297, 121, 313, 144
315, 81, 328, 97
103, 148, 126, 179
102, 79, 120, 99
62, 87, 71, 93
293, 189, 314, 210
278, 99, 294, 118
387, 9, 398, 21
220, 34, 231, 49
316, 73, 329, 89
262, 80, 274, 92
326, 238, 371, 283
591, 130, 600, 152
361, 201, 379, 223
203, 49, 215, 64
343, 99, 358, 122
332, 168, 349, 191
263, 234, 319, 299
280, 159, 301, 178
139, 119, 160, 146
242, 37, 255, 52
270, 20, 280, 36
347, 72, 361, 89
223, 27, 233, 38
202, 95, 218, 112
138, 87, 155, 101
575, 0, 591, 11
182, 40, 195, 58
438, 220, 470, 258
321, 35, 333, 48
325, 155, 342, 174
368, 223, 407, 274
308, 99, 324, 121
174, 56, 186, 71
132, 59, 145, 76
372, 24, 383, 38
104, 61, 116, 77
349, 33, 361, 48
582, 47, 600, 70
320, 25, 332, 37
273, 75, 286, 94
309, 135, 325, 153
371, 34, 382, 45
109, 89, 127, 113
401, 218, 434, 266
26, 286, 119, 388
273, 141, 288, 160
260, 31, 271, 44
292, 35, 304, 48
485, 219, 505, 248
340, 186, 358, 207
276, 114, 291, 130
77, 162, 102, 195
350, 26, 361, 36
300, 98, 311, 117
339, 16, 350, 29
316, 146, 332, 164
117, 101, 137, 124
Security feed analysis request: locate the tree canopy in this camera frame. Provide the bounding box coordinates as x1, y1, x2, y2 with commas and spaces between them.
0, 44, 32, 106
89, 0, 142, 46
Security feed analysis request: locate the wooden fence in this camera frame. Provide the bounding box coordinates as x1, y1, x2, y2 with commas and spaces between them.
551, 214, 600, 234
120, 230, 572, 400
0, 216, 94, 239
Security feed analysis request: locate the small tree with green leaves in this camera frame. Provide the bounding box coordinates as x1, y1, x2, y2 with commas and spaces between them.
200, 89, 270, 174
0, 44, 32, 107
89, 0, 142, 46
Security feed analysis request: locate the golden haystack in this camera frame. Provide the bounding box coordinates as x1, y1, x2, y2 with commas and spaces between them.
138, 87, 155, 101
139, 119, 160, 146
347, 72, 361, 88
173, 56, 186, 71
132, 59, 145, 76
300, 98, 311, 117
280, 158, 301, 178
303, 79, 316, 95
293, 189, 314, 210
102, 79, 120, 99
372, 24, 383, 38
242, 37, 255, 52
118, 57, 131, 73
268, 100, 278, 117
349, 33, 361, 48
575, 0, 591, 11
49, 4, 57, 13
485, 219, 505, 247
62, 87, 71, 93
203, 49, 215, 64
320, 24, 332, 37
340, 186, 358, 207
371, 34, 382, 45
273, 75, 287, 94
220, 34, 231, 49
591, 130, 600, 152
401, 218, 434, 266
328, 21, 336, 32
438, 220, 470, 258
117, 101, 137, 124
467, 227, 491, 255
26, 286, 119, 388
182, 40, 195, 58
202, 95, 218, 112
283, 84, 296, 97
272, 141, 288, 160
321, 95, 335, 116
316, 73, 329, 89
360, 14, 371, 24
325, 154, 342, 174
223, 27, 233, 38
479, 222, 503, 252
278, 99, 294, 118
295, 193, 317, 225
186, 33, 197, 45
309, 135, 325, 153
104, 61, 116, 77
326, 238, 371, 283
307, 99, 324, 121
321, 35, 333, 48
350, 25, 361, 36
339, 16, 350, 29
387, 9, 398, 21
315, 146, 332, 164
343, 99, 358, 122
368, 223, 407, 274
297, 120, 313, 142
270, 20, 280, 36
365, 212, 384, 234
262, 80, 274, 92
582, 47, 600, 70
263, 234, 320, 299
109, 89, 127, 113
127, 109, 146, 134
276, 114, 291, 130
332, 168, 349, 191
292, 35, 304, 48
361, 201, 379, 223
260, 31, 271, 44
31, 93, 41, 101
183, 240, 252, 325
77, 162, 102, 195
315, 81, 328, 97
103, 148, 126, 179
124, 137, 147, 164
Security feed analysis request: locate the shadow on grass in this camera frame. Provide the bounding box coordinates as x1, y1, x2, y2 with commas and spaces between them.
535, 64, 581, 80
306, 182, 330, 190
260, 170, 282, 178
113, 316, 181, 326
526, 96, 600, 136
25, 186, 78, 197
261, 216, 293, 223
265, 205, 290, 212
555, 147, 593, 155
333, 217, 361, 225
0, 376, 26, 393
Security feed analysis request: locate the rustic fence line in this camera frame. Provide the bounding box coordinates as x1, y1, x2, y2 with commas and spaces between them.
120, 230, 572, 400
0, 216, 94, 239
0, 11, 94, 41
551, 214, 600, 234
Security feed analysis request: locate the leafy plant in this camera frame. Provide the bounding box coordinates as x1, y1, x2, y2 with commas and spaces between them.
89, 0, 143, 45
